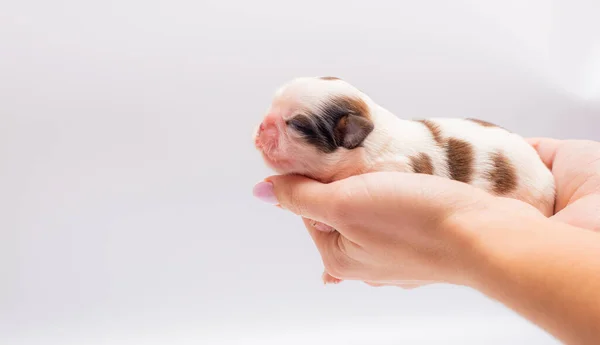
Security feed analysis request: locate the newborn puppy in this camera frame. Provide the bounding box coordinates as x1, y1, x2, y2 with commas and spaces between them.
254, 76, 556, 284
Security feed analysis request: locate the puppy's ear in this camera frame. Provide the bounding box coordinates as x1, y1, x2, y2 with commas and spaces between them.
334, 114, 374, 149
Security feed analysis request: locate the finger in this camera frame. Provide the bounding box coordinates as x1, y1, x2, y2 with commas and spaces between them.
551, 195, 600, 232
310, 220, 336, 233
364, 281, 433, 289
257, 174, 337, 222
525, 137, 563, 170
397, 284, 422, 290
364, 281, 385, 287
396, 282, 432, 290
322, 271, 342, 285
302, 217, 340, 260
302, 217, 358, 280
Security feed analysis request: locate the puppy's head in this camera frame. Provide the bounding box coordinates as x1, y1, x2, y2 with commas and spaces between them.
254, 77, 375, 181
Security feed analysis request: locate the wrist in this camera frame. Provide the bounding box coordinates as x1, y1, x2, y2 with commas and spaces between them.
441, 199, 550, 289
447, 204, 600, 345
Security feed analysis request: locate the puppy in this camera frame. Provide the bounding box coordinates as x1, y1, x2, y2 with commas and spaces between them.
254, 76, 556, 285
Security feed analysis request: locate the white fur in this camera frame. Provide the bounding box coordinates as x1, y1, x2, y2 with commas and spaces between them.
363, 112, 556, 215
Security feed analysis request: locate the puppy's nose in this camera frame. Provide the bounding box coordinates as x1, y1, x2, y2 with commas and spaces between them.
259, 113, 279, 134
260, 121, 277, 136
257, 117, 279, 147
266, 111, 281, 124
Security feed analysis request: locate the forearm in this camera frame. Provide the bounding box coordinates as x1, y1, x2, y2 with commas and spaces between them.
466, 215, 600, 345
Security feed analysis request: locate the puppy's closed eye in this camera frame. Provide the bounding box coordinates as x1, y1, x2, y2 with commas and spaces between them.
286, 114, 315, 137
286, 114, 339, 152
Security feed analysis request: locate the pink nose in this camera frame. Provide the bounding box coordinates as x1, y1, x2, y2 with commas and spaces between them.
257, 114, 279, 147
262, 112, 278, 127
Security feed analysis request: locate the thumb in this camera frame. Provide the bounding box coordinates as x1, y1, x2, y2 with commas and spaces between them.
526, 137, 562, 170
252, 174, 336, 222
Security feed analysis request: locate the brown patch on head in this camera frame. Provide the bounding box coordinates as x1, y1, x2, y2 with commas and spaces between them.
466, 118, 501, 128
415, 119, 443, 145
329, 95, 370, 119
320, 76, 341, 81
487, 151, 518, 195
287, 95, 373, 152
331, 96, 374, 149
409, 153, 434, 175
445, 138, 475, 183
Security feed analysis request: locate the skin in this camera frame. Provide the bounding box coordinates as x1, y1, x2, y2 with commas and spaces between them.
253, 138, 600, 345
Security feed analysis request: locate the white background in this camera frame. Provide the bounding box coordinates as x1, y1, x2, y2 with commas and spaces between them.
1, 1, 599, 344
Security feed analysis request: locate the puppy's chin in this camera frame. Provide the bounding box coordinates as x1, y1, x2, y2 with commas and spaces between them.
259, 150, 294, 174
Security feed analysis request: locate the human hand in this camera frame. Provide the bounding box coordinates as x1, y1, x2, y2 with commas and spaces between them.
252, 172, 545, 287
527, 138, 600, 231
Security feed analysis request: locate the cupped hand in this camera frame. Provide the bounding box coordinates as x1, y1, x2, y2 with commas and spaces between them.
527, 138, 600, 231
252, 138, 600, 287
254, 171, 544, 287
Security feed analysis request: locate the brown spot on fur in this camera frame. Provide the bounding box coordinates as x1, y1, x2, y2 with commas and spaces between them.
487, 151, 518, 195
320, 76, 341, 81
445, 138, 475, 183
466, 118, 500, 128
415, 119, 443, 145
331, 95, 371, 120
409, 153, 434, 175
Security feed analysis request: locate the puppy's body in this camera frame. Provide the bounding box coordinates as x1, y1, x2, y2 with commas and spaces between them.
254, 76, 556, 284
362, 113, 555, 214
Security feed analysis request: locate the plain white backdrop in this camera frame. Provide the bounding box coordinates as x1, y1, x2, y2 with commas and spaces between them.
1, 1, 599, 344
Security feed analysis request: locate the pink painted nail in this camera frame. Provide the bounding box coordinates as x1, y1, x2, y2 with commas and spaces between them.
252, 181, 279, 205
314, 222, 335, 232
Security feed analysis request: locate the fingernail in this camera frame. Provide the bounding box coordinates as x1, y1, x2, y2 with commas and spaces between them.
314, 222, 335, 232
252, 181, 279, 205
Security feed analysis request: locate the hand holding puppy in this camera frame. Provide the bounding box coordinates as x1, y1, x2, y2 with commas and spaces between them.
254, 170, 543, 288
